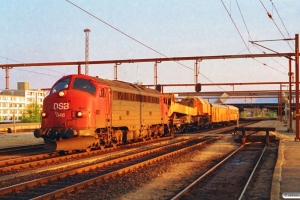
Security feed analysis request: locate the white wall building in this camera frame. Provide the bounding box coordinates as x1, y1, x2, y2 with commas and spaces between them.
0, 82, 47, 122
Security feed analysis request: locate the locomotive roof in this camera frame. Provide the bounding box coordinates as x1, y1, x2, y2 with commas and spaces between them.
91, 75, 161, 95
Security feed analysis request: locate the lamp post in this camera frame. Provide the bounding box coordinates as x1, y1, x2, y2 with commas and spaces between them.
84, 28, 91, 75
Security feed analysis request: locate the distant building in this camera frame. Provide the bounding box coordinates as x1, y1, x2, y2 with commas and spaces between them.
134, 81, 143, 85
0, 82, 47, 122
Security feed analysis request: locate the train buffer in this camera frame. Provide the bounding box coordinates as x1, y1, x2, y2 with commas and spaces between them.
234, 127, 276, 145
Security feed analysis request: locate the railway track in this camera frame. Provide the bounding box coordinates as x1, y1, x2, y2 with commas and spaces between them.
0, 136, 175, 176
0, 144, 44, 154
0, 123, 249, 176
171, 142, 278, 200
0, 135, 220, 199
0, 121, 274, 199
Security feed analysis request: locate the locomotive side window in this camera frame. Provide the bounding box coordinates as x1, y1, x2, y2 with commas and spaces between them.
99, 88, 106, 97
50, 78, 70, 94
72, 78, 96, 94
112, 91, 159, 104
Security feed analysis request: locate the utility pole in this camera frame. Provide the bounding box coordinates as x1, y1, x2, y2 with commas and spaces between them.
84, 29, 91, 75
295, 34, 299, 141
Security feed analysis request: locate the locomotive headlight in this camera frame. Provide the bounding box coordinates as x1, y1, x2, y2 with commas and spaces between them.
58, 91, 65, 97
41, 112, 47, 118
76, 111, 83, 117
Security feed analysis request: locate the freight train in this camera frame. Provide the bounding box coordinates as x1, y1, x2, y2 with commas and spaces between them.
34, 74, 239, 152
164, 94, 239, 133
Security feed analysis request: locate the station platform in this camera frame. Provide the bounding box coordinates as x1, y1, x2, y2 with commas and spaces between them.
253, 120, 300, 199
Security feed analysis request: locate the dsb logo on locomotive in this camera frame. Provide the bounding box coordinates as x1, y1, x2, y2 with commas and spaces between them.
53, 103, 69, 110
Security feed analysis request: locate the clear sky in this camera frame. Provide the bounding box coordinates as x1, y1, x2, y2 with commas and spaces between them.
0, 0, 299, 93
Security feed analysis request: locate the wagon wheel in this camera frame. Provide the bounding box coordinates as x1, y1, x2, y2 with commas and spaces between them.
184, 125, 189, 133
171, 127, 176, 134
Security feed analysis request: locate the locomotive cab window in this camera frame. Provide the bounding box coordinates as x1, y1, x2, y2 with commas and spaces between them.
50, 78, 70, 94
72, 78, 96, 94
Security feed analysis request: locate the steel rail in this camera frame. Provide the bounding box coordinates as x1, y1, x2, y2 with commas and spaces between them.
0, 136, 173, 175
238, 145, 267, 200
0, 136, 215, 197
0, 152, 52, 168
30, 137, 219, 200
0, 144, 44, 154
171, 145, 245, 200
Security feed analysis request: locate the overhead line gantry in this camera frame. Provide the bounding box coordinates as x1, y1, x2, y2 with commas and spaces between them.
0, 52, 294, 90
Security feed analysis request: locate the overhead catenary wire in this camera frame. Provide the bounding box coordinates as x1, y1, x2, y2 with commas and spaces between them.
221, 0, 287, 75
235, 0, 287, 72
221, 0, 251, 54
14, 68, 62, 77
0, 55, 21, 63
66, 0, 192, 71
270, 0, 294, 45
259, 0, 293, 51
66, 0, 227, 92
0, 55, 67, 76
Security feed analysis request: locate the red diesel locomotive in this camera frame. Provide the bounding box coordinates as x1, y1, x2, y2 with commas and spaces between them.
34, 74, 170, 151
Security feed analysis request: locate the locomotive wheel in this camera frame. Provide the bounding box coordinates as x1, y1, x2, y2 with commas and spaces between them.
67, 150, 74, 154
86, 147, 91, 152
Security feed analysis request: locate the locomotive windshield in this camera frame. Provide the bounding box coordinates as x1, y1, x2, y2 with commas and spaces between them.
72, 78, 96, 94
50, 78, 70, 94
